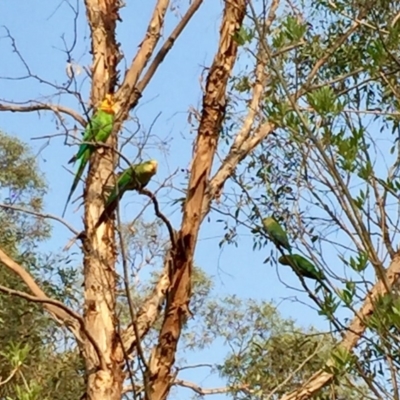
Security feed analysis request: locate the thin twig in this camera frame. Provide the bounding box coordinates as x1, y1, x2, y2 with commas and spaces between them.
140, 188, 176, 249
0, 203, 80, 236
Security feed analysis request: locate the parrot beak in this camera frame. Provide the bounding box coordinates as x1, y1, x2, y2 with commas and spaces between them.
100, 94, 115, 114
150, 160, 158, 172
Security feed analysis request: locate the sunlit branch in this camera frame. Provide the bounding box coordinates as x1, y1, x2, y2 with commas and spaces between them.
121, 260, 170, 354
135, 0, 204, 97
0, 102, 86, 127
174, 379, 239, 396
116, 0, 170, 114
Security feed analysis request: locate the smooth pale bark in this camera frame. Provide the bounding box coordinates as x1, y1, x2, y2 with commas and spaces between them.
83, 1, 124, 399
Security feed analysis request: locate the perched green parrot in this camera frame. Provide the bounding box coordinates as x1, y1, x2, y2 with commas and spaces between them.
62, 94, 116, 217
262, 217, 291, 251
278, 254, 325, 281
96, 160, 158, 228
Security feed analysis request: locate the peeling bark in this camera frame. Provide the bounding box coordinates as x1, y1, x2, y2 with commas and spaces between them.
113, 0, 170, 127
85, 0, 121, 100
147, 2, 247, 400
83, 1, 124, 399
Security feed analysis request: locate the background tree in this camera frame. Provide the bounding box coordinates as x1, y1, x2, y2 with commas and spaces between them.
0, 132, 83, 400
1, 0, 400, 400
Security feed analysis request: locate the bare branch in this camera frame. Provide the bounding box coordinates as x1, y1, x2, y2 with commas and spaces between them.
0, 203, 80, 236
202, 121, 275, 221
174, 379, 239, 396
140, 188, 177, 248
0, 248, 111, 367
0, 365, 20, 387
84, 0, 121, 99
200, 2, 279, 220
0, 249, 110, 367
148, 2, 247, 399
116, 0, 170, 113
122, 378, 248, 396
0, 247, 76, 325
0, 101, 86, 127
135, 0, 204, 95
121, 259, 170, 354
81, 2, 125, 398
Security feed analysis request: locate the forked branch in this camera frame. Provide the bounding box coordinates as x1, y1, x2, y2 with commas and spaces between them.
0, 247, 107, 366
147, 1, 247, 399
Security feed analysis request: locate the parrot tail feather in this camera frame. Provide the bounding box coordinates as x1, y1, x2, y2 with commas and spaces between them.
95, 199, 118, 229
62, 193, 72, 218
62, 159, 87, 217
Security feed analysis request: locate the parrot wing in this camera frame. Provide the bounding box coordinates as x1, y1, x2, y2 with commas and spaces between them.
278, 254, 324, 281
262, 217, 291, 251
93, 110, 114, 142
68, 110, 114, 164
95, 169, 133, 228
95, 160, 158, 229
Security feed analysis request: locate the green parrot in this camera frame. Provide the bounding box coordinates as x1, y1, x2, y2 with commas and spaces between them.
278, 254, 325, 281
262, 217, 291, 251
96, 160, 158, 228
62, 94, 116, 217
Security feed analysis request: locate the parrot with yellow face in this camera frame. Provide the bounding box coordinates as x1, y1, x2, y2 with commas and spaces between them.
62, 94, 116, 217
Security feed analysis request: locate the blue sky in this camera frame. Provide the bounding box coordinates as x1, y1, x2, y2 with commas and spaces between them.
0, 0, 369, 397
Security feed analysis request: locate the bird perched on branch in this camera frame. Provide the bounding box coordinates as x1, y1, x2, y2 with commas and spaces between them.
278, 254, 325, 281
262, 216, 291, 252
62, 94, 116, 217
95, 160, 158, 228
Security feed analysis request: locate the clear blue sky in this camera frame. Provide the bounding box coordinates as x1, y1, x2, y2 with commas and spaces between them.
0, 1, 373, 398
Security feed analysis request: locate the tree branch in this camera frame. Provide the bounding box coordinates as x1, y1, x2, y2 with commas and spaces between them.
279, 252, 400, 400
0, 364, 20, 387
121, 259, 170, 354
200, 4, 279, 220
122, 378, 248, 396
0, 247, 76, 325
174, 379, 240, 396
140, 188, 177, 249
116, 0, 170, 114
0, 102, 86, 127
0, 284, 107, 371
0, 203, 80, 236
0, 247, 109, 368
135, 0, 204, 96
147, 2, 247, 399
82, 1, 125, 398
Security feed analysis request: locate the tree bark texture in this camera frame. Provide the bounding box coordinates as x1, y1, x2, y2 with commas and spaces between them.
83, 1, 124, 399
146, 2, 247, 400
